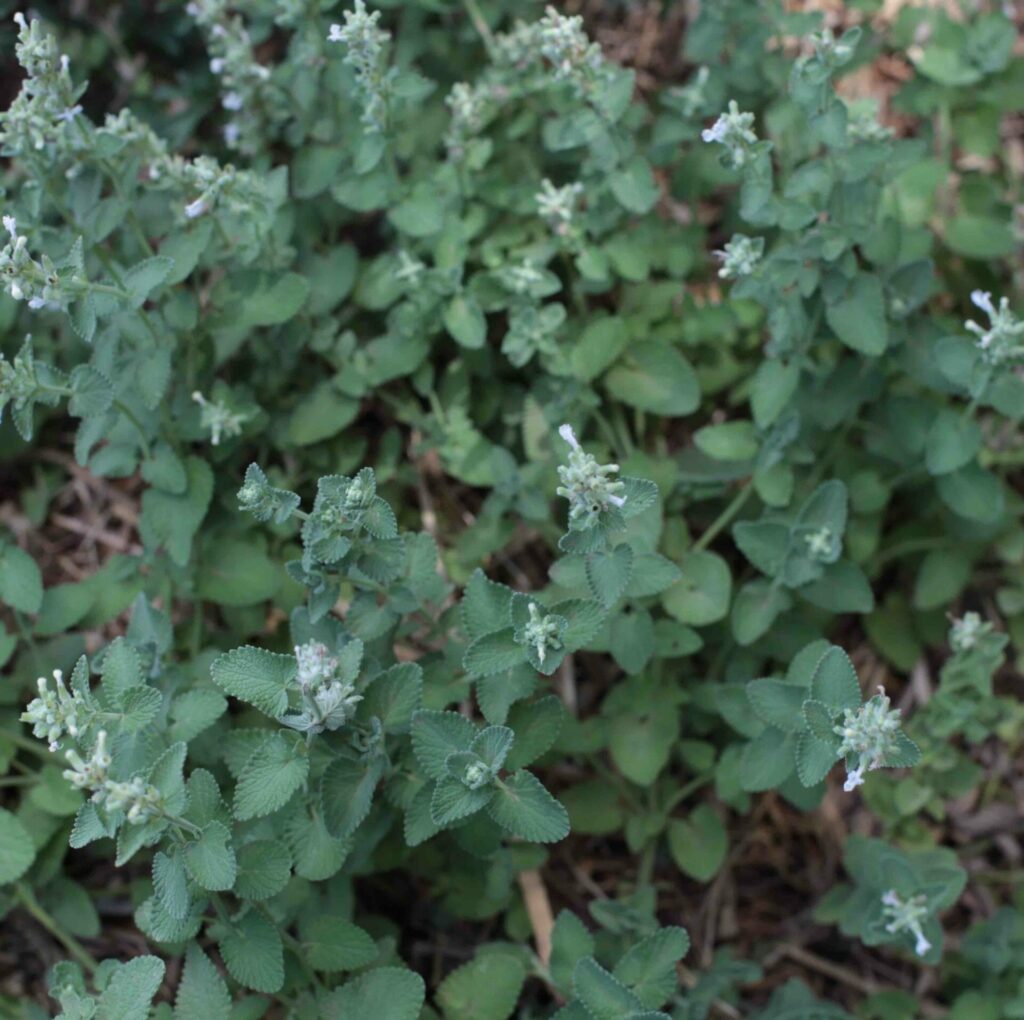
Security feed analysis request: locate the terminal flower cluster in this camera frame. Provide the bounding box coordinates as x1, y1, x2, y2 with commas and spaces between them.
556, 424, 627, 526
715, 234, 764, 279
834, 687, 904, 792
702, 100, 759, 168
281, 640, 362, 738
965, 291, 1024, 366
328, 0, 394, 133
881, 890, 932, 957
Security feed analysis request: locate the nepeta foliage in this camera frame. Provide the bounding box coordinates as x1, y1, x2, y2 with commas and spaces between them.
0, 0, 1019, 1016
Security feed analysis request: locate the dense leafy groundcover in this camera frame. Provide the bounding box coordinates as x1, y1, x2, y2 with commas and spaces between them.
0, 0, 1022, 1016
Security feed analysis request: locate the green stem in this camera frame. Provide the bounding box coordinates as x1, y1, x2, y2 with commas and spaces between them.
16, 883, 99, 974
694, 483, 753, 552
460, 0, 496, 53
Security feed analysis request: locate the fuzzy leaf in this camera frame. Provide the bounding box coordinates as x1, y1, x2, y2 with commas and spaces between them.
486, 770, 569, 843
233, 734, 309, 821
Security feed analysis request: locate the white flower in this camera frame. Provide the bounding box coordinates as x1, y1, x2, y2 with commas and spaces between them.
184, 197, 208, 219
843, 766, 864, 792
210, 57, 225, 74
56, 105, 82, 122
558, 423, 580, 450
970, 289, 996, 317
328, 23, 345, 42
222, 91, 243, 111
3, 215, 17, 237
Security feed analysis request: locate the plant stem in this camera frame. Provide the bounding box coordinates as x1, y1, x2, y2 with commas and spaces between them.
694, 483, 753, 552
460, 0, 495, 53
16, 883, 99, 974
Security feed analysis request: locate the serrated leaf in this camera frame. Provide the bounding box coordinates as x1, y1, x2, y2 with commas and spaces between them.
216, 910, 284, 993
746, 679, 808, 734
411, 710, 477, 780
210, 646, 295, 718
320, 754, 384, 837
360, 662, 422, 732
301, 916, 377, 972
174, 945, 230, 1020
0, 544, 42, 614
184, 820, 237, 891
233, 734, 308, 821
125, 256, 174, 307
437, 949, 527, 1020
486, 770, 569, 843
322, 967, 424, 1020
614, 926, 690, 1008
505, 696, 564, 770
0, 808, 35, 883
810, 647, 861, 711
431, 775, 494, 826
153, 850, 190, 920
795, 731, 840, 787
464, 628, 523, 677
97, 956, 165, 1020
573, 957, 643, 1020
550, 911, 595, 994
586, 544, 634, 607
234, 840, 292, 901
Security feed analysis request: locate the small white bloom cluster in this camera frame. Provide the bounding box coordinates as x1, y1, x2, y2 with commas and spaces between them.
965, 290, 1024, 367
834, 686, 903, 792
803, 526, 835, 561
536, 178, 584, 238
0, 337, 39, 418
950, 611, 992, 653
186, 0, 271, 152
504, 259, 544, 295
702, 100, 759, 168
283, 640, 363, 738
522, 602, 562, 665
556, 424, 627, 525
462, 760, 491, 789
444, 82, 489, 159
394, 250, 427, 285
63, 731, 165, 824
715, 234, 764, 280
0, 13, 83, 155
536, 6, 606, 97
192, 390, 247, 446
667, 66, 710, 119
881, 890, 932, 957
21, 669, 91, 751
328, 0, 393, 133
0, 215, 65, 309
808, 27, 855, 67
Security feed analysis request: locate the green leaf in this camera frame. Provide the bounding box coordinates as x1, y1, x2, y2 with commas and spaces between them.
431, 775, 494, 826
461, 569, 514, 640
751, 360, 800, 428
946, 215, 1014, 259
360, 662, 422, 732
237, 272, 310, 327
913, 549, 972, 611
747, 679, 809, 733
184, 820, 237, 891
586, 544, 634, 607
153, 850, 190, 921
730, 580, 792, 646
464, 628, 523, 677
573, 957, 643, 1020
411, 710, 477, 780
0, 543, 42, 614
798, 560, 875, 614
609, 156, 659, 214
210, 645, 295, 718
937, 464, 1004, 524
322, 967, 425, 1020
825, 273, 887, 355
233, 840, 292, 901
174, 945, 230, 1020
795, 731, 840, 787
96, 956, 165, 1020
739, 728, 795, 791
505, 696, 564, 770
216, 910, 284, 993
320, 754, 384, 837
614, 926, 690, 1007
486, 770, 569, 842
444, 294, 487, 349
196, 540, 281, 606
663, 552, 732, 626
609, 707, 678, 786
233, 734, 309, 821
668, 806, 727, 882
68, 365, 114, 417
694, 421, 758, 462
0, 808, 35, 883
572, 316, 629, 382
124, 256, 174, 307
926, 410, 982, 476
550, 911, 595, 993
301, 916, 377, 972
605, 341, 700, 416
139, 456, 213, 567
437, 949, 527, 1020
810, 647, 861, 712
